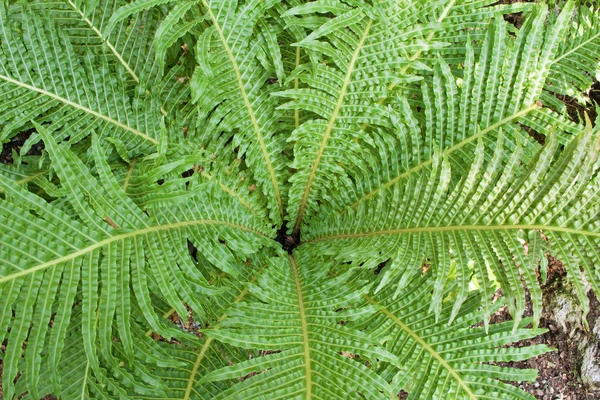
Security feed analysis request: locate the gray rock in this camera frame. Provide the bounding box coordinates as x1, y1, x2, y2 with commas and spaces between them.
581, 345, 600, 388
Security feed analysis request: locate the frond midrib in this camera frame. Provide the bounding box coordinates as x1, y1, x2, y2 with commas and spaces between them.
64, 0, 171, 117
305, 223, 600, 245
551, 29, 600, 65
0, 219, 270, 285
65, 0, 140, 83
349, 103, 540, 208
200, 171, 261, 216
0, 73, 158, 145
363, 295, 478, 400
294, 46, 301, 129
201, 0, 284, 219
289, 254, 313, 397
293, 19, 373, 234
0, 171, 48, 194
121, 160, 136, 192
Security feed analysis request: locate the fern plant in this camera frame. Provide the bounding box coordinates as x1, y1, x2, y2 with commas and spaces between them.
1, 0, 600, 398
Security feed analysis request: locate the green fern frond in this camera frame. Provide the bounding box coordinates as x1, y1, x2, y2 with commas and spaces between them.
545, 3, 600, 108
301, 4, 597, 327
279, 0, 449, 234
0, 3, 161, 154
342, 2, 577, 212
187, 0, 290, 226
304, 124, 599, 328
2, 1, 600, 398
110, 0, 296, 224
25, 0, 160, 82
279, 0, 573, 235
360, 273, 552, 399
0, 126, 275, 398
0, 162, 57, 196
200, 249, 398, 399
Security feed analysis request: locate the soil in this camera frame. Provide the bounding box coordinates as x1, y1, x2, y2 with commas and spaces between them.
557, 80, 600, 125
490, 257, 600, 400
0, 129, 44, 164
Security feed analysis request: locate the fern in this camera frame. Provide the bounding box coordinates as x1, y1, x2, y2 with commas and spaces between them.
544, 2, 600, 110
360, 273, 550, 399
1, 0, 599, 399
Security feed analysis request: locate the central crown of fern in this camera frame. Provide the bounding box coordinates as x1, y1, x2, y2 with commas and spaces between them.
1, 0, 599, 399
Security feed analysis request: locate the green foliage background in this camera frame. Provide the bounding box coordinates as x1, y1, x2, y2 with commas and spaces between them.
0, 0, 599, 398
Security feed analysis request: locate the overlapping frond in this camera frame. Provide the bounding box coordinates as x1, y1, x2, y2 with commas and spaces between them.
186, 0, 291, 225
25, 0, 160, 82
544, 3, 600, 108
125, 260, 278, 400
300, 3, 598, 326
0, 161, 57, 196
358, 273, 552, 399
114, 152, 269, 220
0, 127, 275, 398
129, 337, 253, 400
0, 3, 161, 155
304, 123, 600, 328
16, 312, 104, 399
280, 0, 449, 233
102, 0, 293, 225
280, 0, 569, 233
200, 250, 397, 399
327, 2, 578, 217
16, 305, 189, 399
24, 0, 196, 122
15, 252, 271, 400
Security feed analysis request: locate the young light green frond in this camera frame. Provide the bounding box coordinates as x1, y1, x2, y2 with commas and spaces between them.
303, 126, 600, 328
0, 3, 161, 154
201, 250, 398, 399
359, 273, 552, 399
